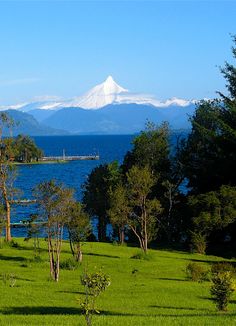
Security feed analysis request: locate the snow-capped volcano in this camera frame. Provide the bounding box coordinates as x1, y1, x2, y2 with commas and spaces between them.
66, 75, 129, 109
0, 75, 195, 112
65, 76, 194, 109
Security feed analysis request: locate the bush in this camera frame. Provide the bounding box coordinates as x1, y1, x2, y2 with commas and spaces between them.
131, 251, 154, 261
211, 271, 235, 311
59, 258, 79, 270
211, 262, 235, 276
80, 269, 110, 326
186, 262, 210, 282
191, 232, 207, 254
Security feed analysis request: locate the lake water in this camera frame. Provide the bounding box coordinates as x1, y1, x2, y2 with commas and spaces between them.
11, 135, 135, 237
9, 132, 188, 237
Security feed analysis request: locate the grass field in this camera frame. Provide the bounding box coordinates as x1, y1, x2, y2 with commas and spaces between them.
0, 239, 236, 326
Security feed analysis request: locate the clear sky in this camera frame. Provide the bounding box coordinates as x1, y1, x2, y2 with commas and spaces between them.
0, 0, 235, 105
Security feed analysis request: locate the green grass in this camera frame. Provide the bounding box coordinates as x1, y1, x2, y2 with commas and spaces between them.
0, 239, 236, 325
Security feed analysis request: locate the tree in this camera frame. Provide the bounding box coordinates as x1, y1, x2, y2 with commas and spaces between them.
122, 121, 171, 182
34, 180, 74, 281
126, 165, 162, 253
108, 184, 130, 244
83, 161, 120, 242
180, 37, 236, 194
13, 135, 43, 163
0, 113, 16, 242
188, 185, 236, 253
0, 204, 5, 247
67, 202, 91, 263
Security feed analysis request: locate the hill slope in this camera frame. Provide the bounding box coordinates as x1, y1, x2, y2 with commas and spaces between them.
2, 110, 69, 136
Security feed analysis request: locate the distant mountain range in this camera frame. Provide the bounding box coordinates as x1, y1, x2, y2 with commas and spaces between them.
1, 110, 68, 136
0, 76, 197, 135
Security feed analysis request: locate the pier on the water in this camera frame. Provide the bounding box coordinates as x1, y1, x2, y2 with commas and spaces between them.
40, 154, 99, 161
39, 149, 99, 161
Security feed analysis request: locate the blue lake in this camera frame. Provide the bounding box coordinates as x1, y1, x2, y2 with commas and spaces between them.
11, 135, 135, 237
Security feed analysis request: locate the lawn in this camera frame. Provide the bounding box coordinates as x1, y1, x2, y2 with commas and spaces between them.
0, 239, 236, 326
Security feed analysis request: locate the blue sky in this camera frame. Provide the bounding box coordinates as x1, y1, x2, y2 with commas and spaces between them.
0, 0, 235, 105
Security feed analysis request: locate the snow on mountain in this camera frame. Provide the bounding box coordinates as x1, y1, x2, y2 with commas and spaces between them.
0, 76, 195, 112
64, 75, 128, 109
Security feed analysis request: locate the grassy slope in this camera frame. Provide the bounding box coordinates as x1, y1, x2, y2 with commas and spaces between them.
0, 239, 236, 326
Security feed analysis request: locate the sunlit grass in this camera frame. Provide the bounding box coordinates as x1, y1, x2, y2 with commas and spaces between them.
0, 239, 236, 325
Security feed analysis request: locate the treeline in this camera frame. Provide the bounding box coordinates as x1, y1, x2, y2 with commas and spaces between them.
82, 37, 236, 255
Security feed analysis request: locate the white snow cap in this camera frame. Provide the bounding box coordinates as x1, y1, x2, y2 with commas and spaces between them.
67, 76, 128, 109
0, 76, 195, 111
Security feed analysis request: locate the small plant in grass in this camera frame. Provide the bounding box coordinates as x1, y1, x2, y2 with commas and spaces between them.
60, 258, 79, 270
79, 269, 110, 326
186, 262, 210, 282
131, 251, 153, 261
211, 271, 235, 311
1, 273, 16, 287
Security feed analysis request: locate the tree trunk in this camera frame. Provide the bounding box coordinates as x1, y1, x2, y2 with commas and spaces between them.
119, 227, 125, 245
5, 200, 11, 242
98, 216, 106, 242
76, 242, 83, 263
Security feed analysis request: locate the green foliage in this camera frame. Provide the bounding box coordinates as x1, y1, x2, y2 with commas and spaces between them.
59, 258, 80, 270
179, 38, 236, 194
108, 183, 130, 244
126, 165, 162, 252
34, 180, 75, 281
189, 186, 236, 253
67, 202, 91, 262
122, 121, 171, 180
83, 161, 121, 241
211, 271, 235, 311
80, 269, 110, 326
186, 262, 210, 282
131, 251, 154, 261
211, 262, 235, 276
3, 134, 43, 163
191, 232, 207, 255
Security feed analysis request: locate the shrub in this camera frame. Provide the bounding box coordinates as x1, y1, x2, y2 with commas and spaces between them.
186, 262, 210, 282
211, 271, 235, 311
131, 251, 153, 261
60, 258, 79, 270
191, 232, 207, 254
211, 262, 235, 276
79, 269, 110, 326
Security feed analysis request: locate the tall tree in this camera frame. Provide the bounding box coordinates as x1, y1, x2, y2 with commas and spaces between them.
108, 184, 130, 244
180, 37, 236, 194
122, 121, 171, 182
67, 202, 91, 263
0, 113, 16, 241
189, 185, 236, 253
126, 165, 162, 253
83, 161, 120, 242
34, 180, 74, 282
